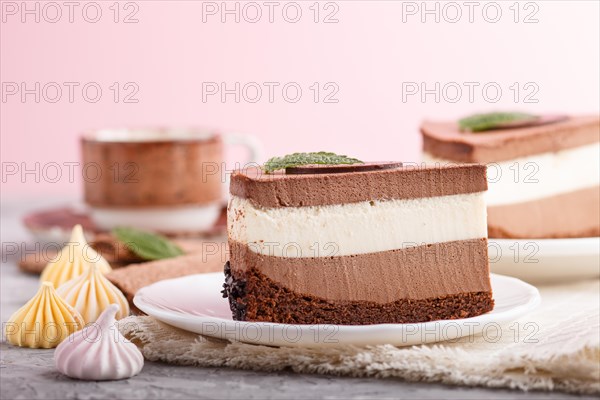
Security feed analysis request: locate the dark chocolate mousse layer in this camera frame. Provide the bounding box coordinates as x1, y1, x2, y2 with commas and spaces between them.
488, 186, 600, 238
231, 164, 487, 208
228, 239, 491, 304
421, 115, 600, 163
223, 262, 494, 325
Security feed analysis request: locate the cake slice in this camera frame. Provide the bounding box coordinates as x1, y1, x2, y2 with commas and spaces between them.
222, 160, 494, 325
421, 114, 600, 238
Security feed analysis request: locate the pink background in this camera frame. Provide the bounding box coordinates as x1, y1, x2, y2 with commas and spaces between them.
2, 1, 599, 199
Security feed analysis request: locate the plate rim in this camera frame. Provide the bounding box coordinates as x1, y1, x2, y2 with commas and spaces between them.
489, 236, 600, 256
134, 272, 541, 342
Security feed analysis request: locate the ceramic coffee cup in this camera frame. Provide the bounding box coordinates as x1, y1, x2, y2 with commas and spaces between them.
81, 128, 261, 233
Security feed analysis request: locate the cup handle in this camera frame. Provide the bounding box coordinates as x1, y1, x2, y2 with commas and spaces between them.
223, 133, 263, 165
222, 133, 263, 202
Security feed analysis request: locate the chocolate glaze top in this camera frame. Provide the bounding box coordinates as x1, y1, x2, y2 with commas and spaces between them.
285, 161, 402, 174
230, 163, 487, 208
421, 114, 599, 163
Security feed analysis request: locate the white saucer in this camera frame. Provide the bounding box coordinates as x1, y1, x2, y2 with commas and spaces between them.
89, 203, 222, 233
489, 237, 600, 284
134, 273, 540, 348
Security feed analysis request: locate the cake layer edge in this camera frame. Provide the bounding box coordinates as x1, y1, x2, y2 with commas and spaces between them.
230, 164, 487, 208
222, 262, 494, 325
488, 185, 600, 238
228, 239, 492, 303
228, 192, 488, 257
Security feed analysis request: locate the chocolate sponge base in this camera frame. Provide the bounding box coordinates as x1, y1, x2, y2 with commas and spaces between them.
222, 262, 494, 325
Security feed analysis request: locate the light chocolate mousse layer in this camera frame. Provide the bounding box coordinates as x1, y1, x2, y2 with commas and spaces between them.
488, 186, 600, 238
229, 239, 490, 303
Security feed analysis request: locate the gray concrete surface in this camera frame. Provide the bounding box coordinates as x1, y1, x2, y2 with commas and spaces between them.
0, 198, 595, 400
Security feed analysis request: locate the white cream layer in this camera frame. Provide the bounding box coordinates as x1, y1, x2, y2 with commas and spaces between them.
228, 193, 487, 258
423, 142, 600, 207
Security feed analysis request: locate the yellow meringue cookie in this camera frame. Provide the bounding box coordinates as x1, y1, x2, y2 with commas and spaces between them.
57, 263, 129, 323
41, 224, 111, 288
5, 282, 84, 348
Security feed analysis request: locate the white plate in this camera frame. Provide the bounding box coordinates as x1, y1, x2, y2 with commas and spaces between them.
489, 237, 600, 284
134, 273, 540, 348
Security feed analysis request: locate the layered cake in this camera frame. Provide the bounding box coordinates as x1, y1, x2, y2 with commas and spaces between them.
223, 160, 494, 325
421, 114, 600, 238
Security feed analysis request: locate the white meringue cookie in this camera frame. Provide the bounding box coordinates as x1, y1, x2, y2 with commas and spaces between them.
54, 304, 144, 381
57, 263, 129, 324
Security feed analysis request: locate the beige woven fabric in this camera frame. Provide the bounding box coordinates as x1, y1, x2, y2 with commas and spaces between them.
119, 279, 600, 394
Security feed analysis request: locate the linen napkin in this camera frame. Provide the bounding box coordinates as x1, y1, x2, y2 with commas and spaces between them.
119, 279, 600, 394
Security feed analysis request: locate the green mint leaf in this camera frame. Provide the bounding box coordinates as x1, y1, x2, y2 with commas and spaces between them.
459, 112, 538, 132
263, 152, 363, 174
112, 227, 184, 261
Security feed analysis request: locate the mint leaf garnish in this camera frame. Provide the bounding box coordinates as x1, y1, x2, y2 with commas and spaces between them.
112, 227, 184, 261
459, 112, 538, 132
263, 152, 363, 174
